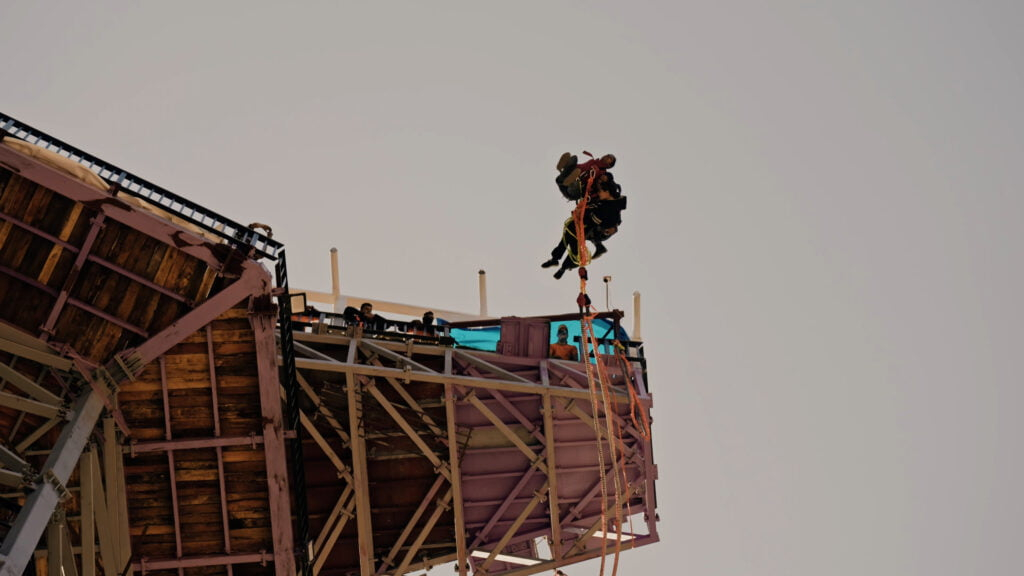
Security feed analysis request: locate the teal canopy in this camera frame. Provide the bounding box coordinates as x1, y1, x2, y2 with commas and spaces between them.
449, 318, 628, 353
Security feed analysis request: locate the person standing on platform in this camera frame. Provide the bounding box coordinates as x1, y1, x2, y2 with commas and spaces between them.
549, 324, 579, 361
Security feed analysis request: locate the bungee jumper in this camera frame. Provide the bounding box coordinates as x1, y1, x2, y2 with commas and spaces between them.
542, 151, 628, 279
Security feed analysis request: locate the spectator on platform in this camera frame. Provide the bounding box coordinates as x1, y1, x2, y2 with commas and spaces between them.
422, 311, 436, 335
408, 319, 427, 335
343, 302, 389, 331
549, 324, 579, 361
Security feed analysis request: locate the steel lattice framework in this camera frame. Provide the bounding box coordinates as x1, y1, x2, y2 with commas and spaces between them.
289, 329, 658, 576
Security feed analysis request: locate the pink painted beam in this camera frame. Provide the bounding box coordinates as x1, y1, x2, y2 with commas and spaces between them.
0, 263, 148, 337
40, 214, 106, 339
159, 357, 185, 576
207, 324, 235, 567
126, 432, 294, 455
0, 210, 190, 304
0, 144, 230, 271
248, 293, 296, 576
128, 260, 270, 366
135, 552, 275, 573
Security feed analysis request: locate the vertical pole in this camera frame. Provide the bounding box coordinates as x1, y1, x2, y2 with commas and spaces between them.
632, 291, 642, 340
603, 276, 611, 312
330, 248, 341, 312
250, 300, 297, 576
81, 447, 96, 576
46, 515, 62, 576
103, 417, 131, 575
444, 384, 468, 576
158, 360, 184, 576
276, 253, 311, 576
347, 371, 374, 576
59, 521, 79, 576
478, 270, 488, 317
207, 325, 234, 576
103, 414, 123, 565
90, 450, 117, 576
542, 392, 563, 561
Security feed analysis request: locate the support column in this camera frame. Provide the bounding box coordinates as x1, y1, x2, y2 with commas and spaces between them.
347, 368, 375, 576
80, 447, 97, 576
542, 389, 563, 560
445, 384, 468, 576
40, 214, 105, 340
250, 297, 296, 576
103, 417, 131, 575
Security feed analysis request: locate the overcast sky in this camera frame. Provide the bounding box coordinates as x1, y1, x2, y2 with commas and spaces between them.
3, 2, 1023, 575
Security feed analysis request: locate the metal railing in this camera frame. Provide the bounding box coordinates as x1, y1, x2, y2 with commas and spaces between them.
274, 253, 312, 576
0, 112, 282, 260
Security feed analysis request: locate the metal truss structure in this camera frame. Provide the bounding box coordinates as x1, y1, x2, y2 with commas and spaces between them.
290, 328, 658, 576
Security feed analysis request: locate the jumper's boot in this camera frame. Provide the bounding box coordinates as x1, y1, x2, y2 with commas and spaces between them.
554, 257, 578, 280
557, 152, 578, 172
541, 257, 560, 269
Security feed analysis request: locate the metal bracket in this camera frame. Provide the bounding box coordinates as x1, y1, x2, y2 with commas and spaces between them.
43, 469, 71, 502
113, 354, 137, 382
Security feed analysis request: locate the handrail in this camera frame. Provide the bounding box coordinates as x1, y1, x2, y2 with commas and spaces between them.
446, 310, 624, 330
0, 112, 283, 260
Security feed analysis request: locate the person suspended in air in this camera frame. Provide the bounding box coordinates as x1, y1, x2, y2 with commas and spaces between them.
543, 153, 627, 279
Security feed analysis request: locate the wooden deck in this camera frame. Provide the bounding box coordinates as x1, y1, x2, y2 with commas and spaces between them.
0, 136, 290, 576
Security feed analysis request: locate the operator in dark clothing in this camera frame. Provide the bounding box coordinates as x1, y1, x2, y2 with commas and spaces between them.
343, 302, 390, 331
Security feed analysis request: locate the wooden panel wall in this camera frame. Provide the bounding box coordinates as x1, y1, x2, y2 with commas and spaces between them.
119, 304, 275, 576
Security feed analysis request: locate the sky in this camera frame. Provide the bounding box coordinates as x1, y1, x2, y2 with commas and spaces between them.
3, 1, 1023, 575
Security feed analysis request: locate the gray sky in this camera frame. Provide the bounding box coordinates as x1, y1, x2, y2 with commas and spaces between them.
4, 1, 1023, 574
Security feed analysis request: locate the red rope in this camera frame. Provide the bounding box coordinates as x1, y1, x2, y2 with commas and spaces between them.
569, 167, 632, 576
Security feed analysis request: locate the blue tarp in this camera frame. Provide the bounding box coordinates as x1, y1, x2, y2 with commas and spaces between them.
449, 319, 629, 353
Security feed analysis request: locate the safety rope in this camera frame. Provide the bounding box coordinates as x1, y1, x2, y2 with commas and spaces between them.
587, 321, 624, 576
616, 345, 651, 441
569, 167, 635, 576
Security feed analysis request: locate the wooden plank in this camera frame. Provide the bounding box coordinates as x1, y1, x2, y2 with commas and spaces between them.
36, 202, 83, 285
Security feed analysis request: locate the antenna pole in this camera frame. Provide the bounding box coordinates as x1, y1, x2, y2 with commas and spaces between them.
330, 247, 342, 312
632, 290, 642, 340
478, 270, 488, 317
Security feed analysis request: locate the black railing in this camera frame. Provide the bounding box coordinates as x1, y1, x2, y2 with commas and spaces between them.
275, 253, 311, 576
288, 306, 456, 345
0, 112, 282, 260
